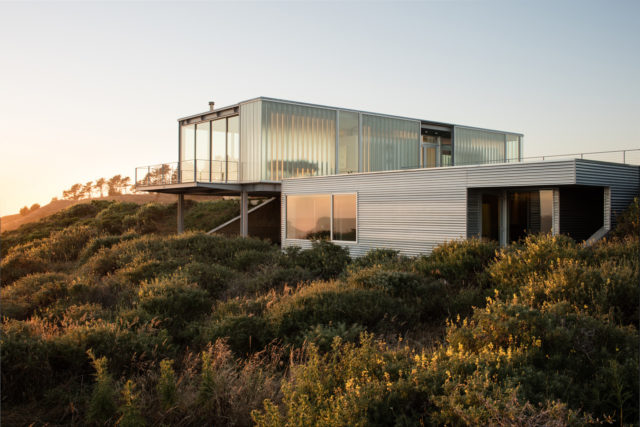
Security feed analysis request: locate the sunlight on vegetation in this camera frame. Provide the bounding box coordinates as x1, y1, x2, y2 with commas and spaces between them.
1, 197, 638, 425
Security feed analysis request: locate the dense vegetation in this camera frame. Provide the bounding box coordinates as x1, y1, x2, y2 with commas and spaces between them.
1, 198, 638, 426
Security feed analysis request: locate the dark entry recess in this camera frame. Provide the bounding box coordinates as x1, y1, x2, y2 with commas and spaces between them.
559, 187, 604, 241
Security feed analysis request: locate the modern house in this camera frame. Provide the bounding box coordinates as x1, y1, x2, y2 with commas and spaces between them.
136, 97, 639, 256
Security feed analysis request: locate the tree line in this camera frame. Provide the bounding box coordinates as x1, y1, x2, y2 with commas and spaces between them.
59, 175, 134, 201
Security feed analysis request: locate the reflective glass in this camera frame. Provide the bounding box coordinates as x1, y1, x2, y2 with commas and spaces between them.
286, 195, 331, 240
227, 116, 240, 181
333, 194, 356, 241
506, 134, 521, 163
454, 127, 505, 166
180, 124, 195, 182
262, 101, 336, 180
195, 121, 210, 181
540, 189, 553, 233
362, 115, 420, 172
338, 111, 359, 173
212, 119, 226, 181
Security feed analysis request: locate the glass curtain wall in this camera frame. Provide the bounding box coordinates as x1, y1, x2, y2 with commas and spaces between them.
361, 115, 420, 172
180, 124, 195, 182
240, 101, 262, 182
212, 119, 226, 181
262, 101, 336, 180
195, 121, 210, 181
454, 127, 506, 166
506, 134, 521, 163
227, 116, 240, 181
338, 111, 359, 173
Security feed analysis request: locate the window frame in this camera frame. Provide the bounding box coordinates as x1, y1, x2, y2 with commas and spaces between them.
285, 192, 358, 244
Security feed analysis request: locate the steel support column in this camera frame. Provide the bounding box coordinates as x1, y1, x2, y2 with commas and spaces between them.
499, 190, 508, 247
177, 194, 185, 234
240, 190, 248, 237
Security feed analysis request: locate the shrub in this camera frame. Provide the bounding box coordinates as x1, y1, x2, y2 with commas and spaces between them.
350, 248, 405, 270
267, 281, 413, 342
87, 350, 117, 424
116, 379, 146, 427
413, 238, 498, 286
0, 249, 50, 286
1, 272, 69, 319
289, 241, 351, 280
178, 262, 236, 296
95, 202, 140, 234
136, 276, 211, 340
610, 197, 639, 239
157, 359, 177, 410
200, 315, 272, 356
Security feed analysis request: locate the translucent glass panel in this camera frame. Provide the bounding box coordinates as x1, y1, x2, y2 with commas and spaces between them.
212, 119, 226, 181
333, 194, 357, 241
338, 111, 359, 173
240, 101, 262, 182
506, 134, 521, 163
196, 121, 210, 181
262, 101, 336, 180
180, 124, 195, 182
227, 116, 239, 181
540, 189, 553, 233
286, 195, 331, 240
361, 115, 420, 172
454, 127, 506, 166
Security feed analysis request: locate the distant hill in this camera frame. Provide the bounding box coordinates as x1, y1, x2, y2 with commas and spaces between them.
0, 193, 211, 233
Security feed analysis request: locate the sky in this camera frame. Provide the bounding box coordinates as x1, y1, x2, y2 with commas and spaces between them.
1, 0, 639, 216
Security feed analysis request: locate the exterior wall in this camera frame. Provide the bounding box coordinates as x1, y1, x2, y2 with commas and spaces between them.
281, 160, 639, 257
574, 160, 639, 227
282, 167, 469, 257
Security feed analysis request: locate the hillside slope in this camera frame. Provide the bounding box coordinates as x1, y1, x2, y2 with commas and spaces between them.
1, 193, 215, 233
0, 199, 638, 425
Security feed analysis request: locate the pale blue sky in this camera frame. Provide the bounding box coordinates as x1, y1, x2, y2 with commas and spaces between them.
1, 0, 638, 215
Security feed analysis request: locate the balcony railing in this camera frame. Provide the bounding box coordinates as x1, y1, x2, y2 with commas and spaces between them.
136, 159, 238, 187
136, 149, 639, 187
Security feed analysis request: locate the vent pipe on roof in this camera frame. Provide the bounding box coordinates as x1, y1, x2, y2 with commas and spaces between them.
209, 101, 215, 111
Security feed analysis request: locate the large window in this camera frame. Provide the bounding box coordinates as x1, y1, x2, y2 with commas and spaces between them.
286, 195, 331, 240
362, 115, 420, 172
333, 194, 357, 241
212, 119, 226, 181
286, 193, 357, 242
180, 124, 195, 182
196, 121, 210, 181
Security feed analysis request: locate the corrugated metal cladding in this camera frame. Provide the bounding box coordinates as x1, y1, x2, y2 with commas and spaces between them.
574, 160, 639, 227
281, 160, 639, 257
239, 101, 262, 182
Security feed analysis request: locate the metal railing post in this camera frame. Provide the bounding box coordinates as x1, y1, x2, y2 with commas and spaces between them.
194, 159, 197, 182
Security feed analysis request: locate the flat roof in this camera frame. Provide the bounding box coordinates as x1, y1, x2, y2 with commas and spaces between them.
178, 96, 523, 136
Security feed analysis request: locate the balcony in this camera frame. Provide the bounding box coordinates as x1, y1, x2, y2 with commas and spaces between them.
136, 160, 238, 187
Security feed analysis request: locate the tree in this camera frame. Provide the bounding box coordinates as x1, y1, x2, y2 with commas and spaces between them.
107, 175, 122, 196
95, 178, 106, 198
29, 203, 40, 212
62, 183, 83, 200
19, 206, 29, 216
81, 181, 94, 199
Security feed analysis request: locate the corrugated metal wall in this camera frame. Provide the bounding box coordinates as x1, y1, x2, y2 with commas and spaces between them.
574, 160, 639, 227
282, 160, 639, 257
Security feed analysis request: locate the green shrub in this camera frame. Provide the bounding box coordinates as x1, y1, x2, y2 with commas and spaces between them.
350, 248, 405, 270
79, 233, 139, 262
157, 359, 177, 410
288, 241, 351, 280
1, 246, 50, 286
87, 350, 117, 425
178, 262, 236, 296
267, 281, 413, 342
1, 272, 69, 319
303, 322, 365, 352
231, 249, 277, 272
184, 199, 238, 231
611, 197, 639, 239
117, 379, 146, 427
244, 265, 314, 294
201, 315, 272, 356
414, 238, 498, 286
95, 202, 139, 234
136, 276, 211, 340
